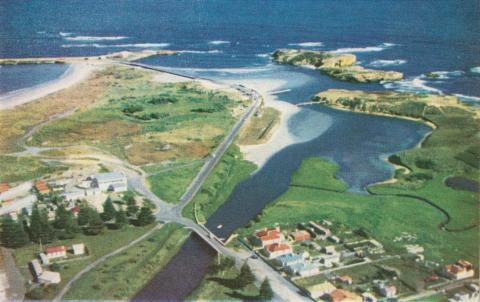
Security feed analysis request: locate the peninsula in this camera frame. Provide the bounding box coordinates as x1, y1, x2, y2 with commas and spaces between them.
272, 49, 403, 83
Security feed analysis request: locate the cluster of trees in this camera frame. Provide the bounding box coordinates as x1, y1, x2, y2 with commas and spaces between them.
0, 191, 156, 249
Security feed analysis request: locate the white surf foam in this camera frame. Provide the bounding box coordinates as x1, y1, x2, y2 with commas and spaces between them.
427, 70, 464, 79
470, 66, 480, 74
61, 43, 169, 48
256, 53, 270, 58
176, 50, 223, 54
454, 94, 480, 104
288, 42, 324, 47
330, 42, 397, 54
208, 40, 230, 45
59, 32, 73, 37
382, 76, 443, 94
64, 35, 128, 41
369, 59, 406, 67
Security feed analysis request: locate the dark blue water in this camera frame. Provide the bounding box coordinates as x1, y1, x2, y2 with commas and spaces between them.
0, 63, 68, 95
1, 0, 479, 97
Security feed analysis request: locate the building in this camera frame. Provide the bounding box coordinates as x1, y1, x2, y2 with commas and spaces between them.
309, 221, 331, 237
306, 281, 336, 299
324, 289, 362, 302
291, 230, 311, 242
405, 244, 424, 254
35, 180, 50, 194
38, 271, 61, 284
321, 253, 340, 267
264, 243, 292, 259
45, 245, 67, 260
442, 260, 475, 280
91, 172, 128, 192
29, 259, 43, 280
72, 243, 85, 255
38, 253, 49, 265
337, 275, 353, 285
0, 183, 10, 194
323, 245, 336, 254
62, 190, 86, 202
253, 227, 282, 247
362, 292, 377, 302
378, 285, 397, 298
274, 253, 303, 267
285, 263, 319, 277
328, 235, 341, 244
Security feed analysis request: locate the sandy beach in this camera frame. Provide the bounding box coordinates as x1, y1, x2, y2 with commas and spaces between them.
228, 78, 302, 168
0, 63, 96, 110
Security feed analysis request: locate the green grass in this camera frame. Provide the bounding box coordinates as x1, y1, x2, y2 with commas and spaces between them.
148, 161, 204, 203
188, 259, 259, 300
240, 157, 478, 267
63, 223, 190, 300
0, 155, 67, 183
14, 225, 155, 300
290, 157, 347, 192
183, 145, 257, 221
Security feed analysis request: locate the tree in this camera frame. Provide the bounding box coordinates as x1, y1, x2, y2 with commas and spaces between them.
259, 278, 273, 301
0, 215, 29, 248
101, 198, 117, 222
54, 205, 74, 230
125, 193, 139, 218
136, 206, 155, 226
237, 262, 255, 288
114, 209, 128, 228
29, 204, 55, 243
83, 209, 105, 235
77, 204, 93, 226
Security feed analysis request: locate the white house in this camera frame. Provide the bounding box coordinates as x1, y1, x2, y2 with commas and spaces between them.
38, 253, 49, 265
45, 245, 67, 260
38, 271, 61, 284
72, 243, 85, 255
320, 253, 340, 267
92, 172, 128, 192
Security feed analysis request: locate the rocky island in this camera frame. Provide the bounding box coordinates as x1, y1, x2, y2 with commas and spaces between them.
272, 49, 403, 83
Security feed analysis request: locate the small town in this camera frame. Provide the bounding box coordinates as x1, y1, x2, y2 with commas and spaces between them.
243, 220, 479, 302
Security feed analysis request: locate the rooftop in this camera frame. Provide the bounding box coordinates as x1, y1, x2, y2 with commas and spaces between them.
94, 172, 126, 183
45, 245, 66, 254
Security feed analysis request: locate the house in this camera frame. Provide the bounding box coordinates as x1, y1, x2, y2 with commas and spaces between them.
29, 259, 43, 280
38, 271, 61, 284
285, 263, 319, 277
405, 244, 424, 254
38, 253, 49, 265
264, 243, 292, 259
336, 275, 353, 285
321, 253, 340, 267
91, 172, 128, 192
378, 285, 397, 298
362, 292, 377, 302
273, 253, 303, 267
328, 235, 341, 244
309, 221, 331, 237
35, 180, 50, 194
324, 289, 362, 302
0, 183, 10, 193
62, 190, 85, 202
442, 260, 475, 280
306, 281, 336, 299
72, 243, 85, 255
45, 245, 67, 260
323, 245, 336, 254
291, 230, 311, 242
253, 227, 282, 247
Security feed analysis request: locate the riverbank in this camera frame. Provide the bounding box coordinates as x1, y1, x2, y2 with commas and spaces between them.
231, 78, 301, 169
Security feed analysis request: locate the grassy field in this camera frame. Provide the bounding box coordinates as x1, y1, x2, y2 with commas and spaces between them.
289, 157, 347, 192
29, 66, 248, 166
240, 157, 478, 266
188, 258, 259, 301
238, 107, 280, 145
147, 161, 204, 203
14, 225, 154, 300
63, 223, 190, 300
183, 145, 257, 222
0, 155, 67, 183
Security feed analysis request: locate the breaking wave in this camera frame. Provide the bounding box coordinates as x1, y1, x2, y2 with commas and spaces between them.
208, 40, 230, 45
369, 59, 406, 67
382, 76, 443, 94
176, 50, 223, 54
454, 94, 480, 105
330, 42, 397, 54
470, 66, 480, 74
288, 42, 323, 47
61, 43, 170, 48
64, 35, 128, 41
427, 70, 464, 80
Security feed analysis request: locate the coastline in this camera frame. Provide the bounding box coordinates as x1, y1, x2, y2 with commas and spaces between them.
231, 78, 301, 169
0, 63, 97, 110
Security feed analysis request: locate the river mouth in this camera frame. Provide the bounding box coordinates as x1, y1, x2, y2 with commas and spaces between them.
133, 65, 431, 301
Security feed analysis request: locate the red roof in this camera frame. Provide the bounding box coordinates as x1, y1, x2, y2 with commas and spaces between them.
0, 183, 10, 193
255, 227, 279, 238
328, 289, 348, 302
71, 206, 80, 213
292, 230, 311, 241
45, 245, 66, 254
265, 243, 291, 253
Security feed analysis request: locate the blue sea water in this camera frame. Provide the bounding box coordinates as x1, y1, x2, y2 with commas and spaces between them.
1, 0, 479, 97
1, 1, 478, 299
